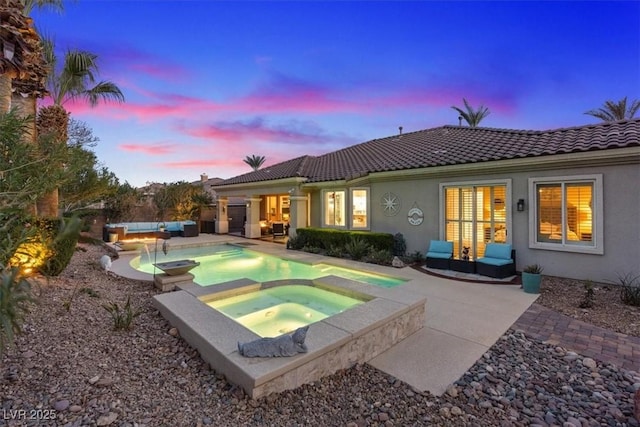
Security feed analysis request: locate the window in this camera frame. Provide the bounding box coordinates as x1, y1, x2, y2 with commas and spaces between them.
351, 188, 369, 229
441, 181, 510, 260
529, 175, 603, 254
323, 190, 345, 227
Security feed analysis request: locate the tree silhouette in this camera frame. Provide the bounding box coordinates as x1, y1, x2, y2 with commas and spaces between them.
243, 155, 266, 171
451, 98, 490, 127
584, 97, 640, 122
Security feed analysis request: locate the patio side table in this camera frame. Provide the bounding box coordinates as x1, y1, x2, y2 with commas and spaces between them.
450, 259, 476, 274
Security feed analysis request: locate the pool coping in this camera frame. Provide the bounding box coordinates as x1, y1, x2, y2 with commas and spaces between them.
153, 275, 426, 399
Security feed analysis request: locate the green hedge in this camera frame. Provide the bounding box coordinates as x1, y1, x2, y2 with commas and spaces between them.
33, 217, 81, 277
295, 228, 394, 251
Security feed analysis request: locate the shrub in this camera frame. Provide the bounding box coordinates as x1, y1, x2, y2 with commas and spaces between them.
392, 233, 407, 256
523, 264, 543, 274
301, 245, 321, 254
102, 296, 142, 331
406, 250, 425, 265
344, 237, 371, 261
578, 280, 595, 309
616, 273, 640, 307
0, 266, 35, 355
34, 216, 82, 277
367, 248, 393, 266
286, 234, 306, 250
325, 244, 344, 258
295, 228, 393, 252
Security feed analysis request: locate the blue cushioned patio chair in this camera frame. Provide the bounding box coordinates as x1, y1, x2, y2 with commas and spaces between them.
476, 243, 516, 279
425, 240, 453, 270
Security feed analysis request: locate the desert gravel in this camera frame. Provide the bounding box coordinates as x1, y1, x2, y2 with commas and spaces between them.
1, 242, 638, 426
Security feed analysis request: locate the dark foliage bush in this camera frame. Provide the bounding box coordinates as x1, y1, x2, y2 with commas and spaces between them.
295, 228, 393, 252
366, 248, 393, 266
406, 250, 425, 265
344, 237, 371, 261
392, 233, 407, 256
325, 244, 344, 258
617, 273, 640, 307
36, 217, 82, 277
102, 296, 141, 331
0, 266, 35, 354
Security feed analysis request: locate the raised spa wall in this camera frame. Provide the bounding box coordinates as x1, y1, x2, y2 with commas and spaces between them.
153, 276, 426, 399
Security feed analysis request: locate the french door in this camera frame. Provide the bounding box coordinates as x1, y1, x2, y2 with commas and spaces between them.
444, 184, 508, 260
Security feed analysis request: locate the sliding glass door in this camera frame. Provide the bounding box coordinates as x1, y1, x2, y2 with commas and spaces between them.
444, 184, 508, 260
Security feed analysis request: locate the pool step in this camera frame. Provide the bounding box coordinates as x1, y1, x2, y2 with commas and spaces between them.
214, 248, 244, 258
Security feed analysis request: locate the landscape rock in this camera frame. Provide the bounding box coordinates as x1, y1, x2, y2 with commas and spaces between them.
0, 242, 637, 427
391, 256, 405, 268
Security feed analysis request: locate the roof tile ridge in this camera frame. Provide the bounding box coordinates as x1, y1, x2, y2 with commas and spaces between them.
441, 124, 541, 134
539, 118, 640, 133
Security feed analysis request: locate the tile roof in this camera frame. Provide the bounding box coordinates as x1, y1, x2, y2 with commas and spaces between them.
217, 119, 640, 186
218, 155, 312, 185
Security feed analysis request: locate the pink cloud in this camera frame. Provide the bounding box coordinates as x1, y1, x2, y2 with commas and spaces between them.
158, 158, 245, 169
118, 142, 180, 155
175, 117, 357, 147
60, 70, 521, 126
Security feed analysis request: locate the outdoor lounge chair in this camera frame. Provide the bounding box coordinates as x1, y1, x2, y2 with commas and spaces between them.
425, 240, 453, 269
476, 243, 516, 279
272, 222, 286, 239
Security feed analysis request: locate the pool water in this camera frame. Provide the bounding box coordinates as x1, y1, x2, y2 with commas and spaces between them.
205, 285, 365, 337
134, 244, 405, 287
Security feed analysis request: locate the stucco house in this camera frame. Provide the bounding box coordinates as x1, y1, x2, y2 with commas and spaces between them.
211, 119, 640, 282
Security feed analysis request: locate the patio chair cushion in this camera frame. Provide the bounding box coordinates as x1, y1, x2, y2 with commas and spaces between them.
427, 240, 453, 255
483, 243, 512, 260
426, 251, 452, 259
476, 256, 513, 266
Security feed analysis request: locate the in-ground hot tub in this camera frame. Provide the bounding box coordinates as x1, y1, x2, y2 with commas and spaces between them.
153, 276, 426, 399
206, 284, 366, 337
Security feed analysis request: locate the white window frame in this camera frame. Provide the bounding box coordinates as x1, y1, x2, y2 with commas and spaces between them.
350, 187, 370, 230
321, 189, 347, 229
528, 174, 603, 254
439, 179, 512, 258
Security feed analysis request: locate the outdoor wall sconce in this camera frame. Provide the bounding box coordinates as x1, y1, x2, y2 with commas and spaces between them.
517, 199, 525, 212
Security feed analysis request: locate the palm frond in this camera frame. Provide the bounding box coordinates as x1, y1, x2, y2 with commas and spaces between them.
451, 98, 490, 127
21, 0, 65, 15
83, 82, 125, 107
585, 97, 640, 122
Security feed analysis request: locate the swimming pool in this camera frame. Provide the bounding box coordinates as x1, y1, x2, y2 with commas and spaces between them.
205, 284, 366, 337
133, 244, 405, 287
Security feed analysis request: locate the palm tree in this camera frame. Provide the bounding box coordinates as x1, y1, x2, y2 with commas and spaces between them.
451, 98, 490, 128
584, 97, 640, 122
0, 0, 47, 114
243, 155, 266, 171
20, 0, 65, 15
35, 40, 125, 216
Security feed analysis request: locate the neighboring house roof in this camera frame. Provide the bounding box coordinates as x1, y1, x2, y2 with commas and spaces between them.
216, 119, 640, 186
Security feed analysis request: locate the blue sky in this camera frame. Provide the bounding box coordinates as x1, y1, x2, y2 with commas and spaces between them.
32, 1, 640, 187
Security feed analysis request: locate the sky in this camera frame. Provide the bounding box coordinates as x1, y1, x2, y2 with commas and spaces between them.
32, 1, 640, 188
